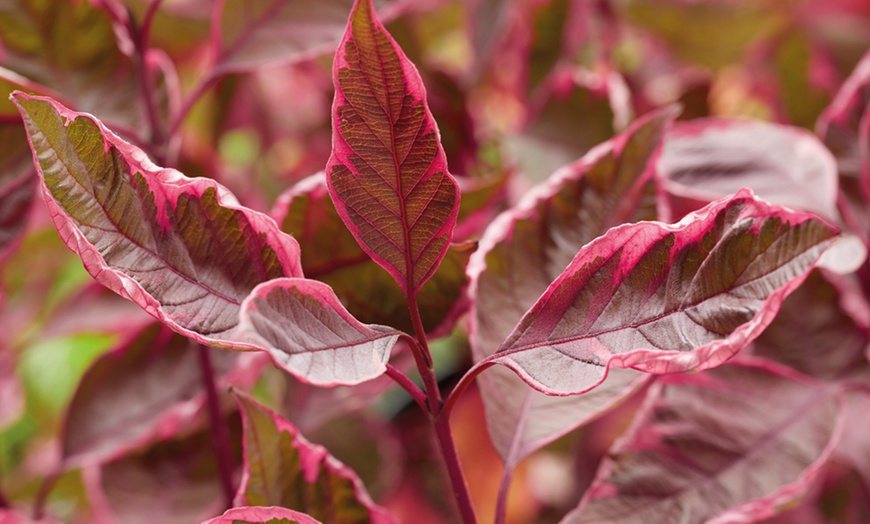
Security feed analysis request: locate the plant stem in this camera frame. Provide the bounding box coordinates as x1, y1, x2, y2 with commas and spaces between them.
493, 464, 514, 524
197, 344, 236, 509
129, 3, 165, 153
385, 363, 428, 412
0, 485, 8, 509
168, 73, 220, 137
405, 295, 477, 524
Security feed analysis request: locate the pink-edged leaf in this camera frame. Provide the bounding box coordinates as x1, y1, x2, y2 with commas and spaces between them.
816, 49, 870, 242
233, 391, 396, 523
659, 117, 840, 222
274, 174, 474, 336
751, 269, 870, 379
563, 361, 845, 524
202, 507, 320, 524
487, 189, 837, 395
214, 0, 402, 75
61, 322, 262, 468
468, 108, 676, 463
238, 278, 400, 386
510, 68, 631, 182
326, 0, 460, 299
86, 411, 243, 524
832, 387, 870, 488
12, 93, 302, 348
817, 49, 870, 182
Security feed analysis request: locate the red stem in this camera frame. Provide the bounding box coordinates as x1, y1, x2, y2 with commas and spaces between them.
197, 344, 236, 510
0, 485, 8, 509
168, 73, 220, 138
385, 363, 428, 412
129, 1, 166, 153
405, 295, 477, 524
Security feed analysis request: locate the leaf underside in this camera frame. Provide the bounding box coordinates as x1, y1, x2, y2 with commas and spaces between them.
13, 93, 302, 347
326, 0, 459, 298
492, 189, 837, 395
469, 108, 675, 461
239, 278, 398, 386
565, 362, 843, 523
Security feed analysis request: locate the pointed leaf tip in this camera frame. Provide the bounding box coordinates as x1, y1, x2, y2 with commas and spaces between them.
490, 189, 838, 395
12, 93, 302, 349
326, 0, 460, 299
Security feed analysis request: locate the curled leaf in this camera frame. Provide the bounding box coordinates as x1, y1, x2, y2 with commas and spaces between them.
202, 507, 321, 524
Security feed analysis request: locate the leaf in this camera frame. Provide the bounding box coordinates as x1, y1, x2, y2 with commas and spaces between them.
88, 411, 243, 524
469, 107, 676, 463
275, 174, 473, 335
12, 93, 302, 348
238, 278, 400, 386
751, 270, 870, 379
563, 361, 845, 523
326, 0, 460, 299
0, 72, 39, 263
214, 0, 400, 75
233, 392, 396, 523
203, 507, 321, 524
487, 189, 837, 395
508, 68, 627, 183
0, 0, 147, 129
62, 322, 248, 468
659, 117, 840, 222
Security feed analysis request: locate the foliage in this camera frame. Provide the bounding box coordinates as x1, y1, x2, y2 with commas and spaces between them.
2, 0, 870, 523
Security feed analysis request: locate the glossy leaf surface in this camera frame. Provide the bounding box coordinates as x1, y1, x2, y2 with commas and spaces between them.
62, 323, 240, 467
488, 189, 837, 395
659, 118, 840, 221
469, 108, 675, 462
238, 278, 399, 386
203, 506, 320, 524
13, 93, 302, 347
234, 392, 395, 523
275, 174, 473, 335
326, 0, 459, 298
563, 362, 844, 523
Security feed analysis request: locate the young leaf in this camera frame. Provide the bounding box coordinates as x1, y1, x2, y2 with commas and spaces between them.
12, 93, 302, 348
275, 174, 473, 335
487, 189, 837, 395
238, 278, 400, 386
469, 108, 675, 464
203, 507, 320, 524
62, 322, 249, 468
659, 118, 839, 221
233, 392, 396, 523
326, 0, 460, 299
563, 361, 845, 523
